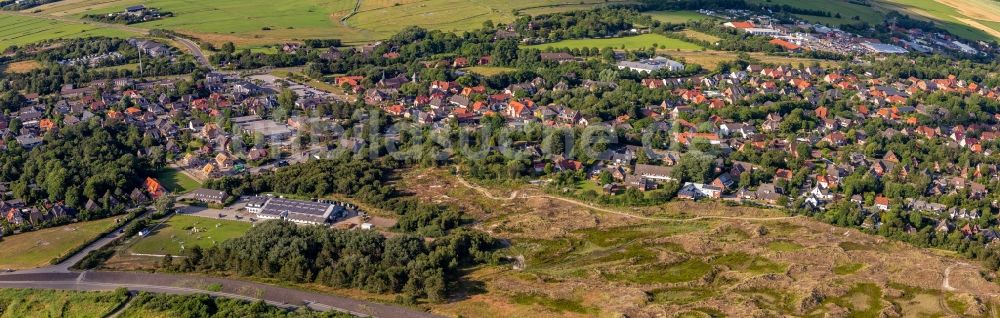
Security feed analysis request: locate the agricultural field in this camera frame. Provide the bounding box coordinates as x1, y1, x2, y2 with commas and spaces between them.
0, 217, 119, 270
26, 0, 630, 47
398, 169, 1000, 317
875, 0, 1000, 41
0, 288, 128, 318
745, 0, 1000, 42
0, 14, 133, 51
747, 0, 884, 26
645, 10, 713, 24
154, 168, 201, 193
128, 214, 251, 255
525, 34, 704, 51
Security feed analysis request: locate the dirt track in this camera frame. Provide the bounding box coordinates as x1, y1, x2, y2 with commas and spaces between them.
454, 174, 800, 223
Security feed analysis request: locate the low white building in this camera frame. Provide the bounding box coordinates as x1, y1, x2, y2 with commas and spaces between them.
617, 57, 684, 73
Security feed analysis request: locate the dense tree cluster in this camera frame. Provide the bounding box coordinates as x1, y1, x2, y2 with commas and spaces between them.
0, 121, 155, 213
0, 38, 197, 94
205, 157, 462, 236
210, 46, 308, 69
83, 9, 173, 25
168, 221, 500, 303
513, 7, 639, 42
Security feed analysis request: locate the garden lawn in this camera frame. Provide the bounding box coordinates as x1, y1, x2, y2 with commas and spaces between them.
525, 34, 703, 51
0, 217, 118, 270
129, 215, 251, 255
155, 168, 201, 193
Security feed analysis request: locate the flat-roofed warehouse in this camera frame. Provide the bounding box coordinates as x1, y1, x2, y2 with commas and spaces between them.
233, 115, 293, 141
255, 197, 339, 225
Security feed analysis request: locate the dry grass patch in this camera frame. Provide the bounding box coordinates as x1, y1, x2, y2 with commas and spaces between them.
2, 60, 41, 73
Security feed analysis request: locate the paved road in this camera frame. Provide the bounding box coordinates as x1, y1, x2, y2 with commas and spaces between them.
0, 271, 441, 318
0, 210, 441, 318
170, 35, 213, 69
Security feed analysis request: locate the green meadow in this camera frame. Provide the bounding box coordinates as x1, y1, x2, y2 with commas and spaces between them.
0, 15, 133, 50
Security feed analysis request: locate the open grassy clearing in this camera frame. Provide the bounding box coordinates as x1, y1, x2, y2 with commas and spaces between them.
526, 33, 704, 51
154, 167, 201, 193
397, 168, 1000, 317
128, 214, 251, 255
0, 217, 119, 270
645, 10, 713, 24
0, 14, 133, 50
1, 60, 42, 73
673, 29, 720, 43
462, 66, 517, 76
0, 288, 127, 318
875, 0, 1000, 41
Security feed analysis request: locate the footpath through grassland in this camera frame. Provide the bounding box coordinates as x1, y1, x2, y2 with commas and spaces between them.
453, 174, 800, 222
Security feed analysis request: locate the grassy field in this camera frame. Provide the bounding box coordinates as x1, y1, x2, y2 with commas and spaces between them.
0, 14, 133, 51
1, 60, 42, 74
0, 288, 128, 318
0, 217, 119, 270
129, 215, 251, 255
744, 0, 1000, 41
154, 168, 201, 193
27, 0, 628, 46
645, 10, 713, 24
526, 33, 704, 51
674, 29, 720, 42
462, 66, 517, 76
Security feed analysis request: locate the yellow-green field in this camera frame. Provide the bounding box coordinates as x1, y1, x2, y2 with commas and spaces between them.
26, 0, 631, 46
645, 10, 713, 24
0, 14, 133, 50
526, 33, 704, 51
0, 217, 119, 270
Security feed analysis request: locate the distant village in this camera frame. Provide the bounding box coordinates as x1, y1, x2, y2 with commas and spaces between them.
3, 10, 1000, 244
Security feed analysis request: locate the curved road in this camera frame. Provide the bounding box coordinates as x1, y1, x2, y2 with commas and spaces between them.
0, 10, 212, 69
0, 271, 440, 318
0, 213, 439, 318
